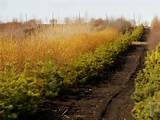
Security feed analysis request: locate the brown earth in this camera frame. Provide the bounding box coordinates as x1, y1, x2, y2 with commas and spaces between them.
102, 42, 147, 120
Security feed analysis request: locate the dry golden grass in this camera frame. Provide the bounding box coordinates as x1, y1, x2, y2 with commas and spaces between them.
0, 24, 119, 71
148, 17, 160, 50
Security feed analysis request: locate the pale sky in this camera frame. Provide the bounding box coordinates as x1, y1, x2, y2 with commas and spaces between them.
0, 0, 159, 23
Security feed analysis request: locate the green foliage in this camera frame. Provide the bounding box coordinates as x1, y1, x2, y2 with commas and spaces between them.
36, 58, 63, 99
133, 46, 160, 120
130, 25, 144, 41
0, 59, 62, 119
0, 63, 41, 119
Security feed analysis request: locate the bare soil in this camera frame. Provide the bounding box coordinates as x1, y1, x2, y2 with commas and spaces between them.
102, 43, 146, 120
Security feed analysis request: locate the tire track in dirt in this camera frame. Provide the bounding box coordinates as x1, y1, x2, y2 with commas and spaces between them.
101, 28, 149, 120
101, 43, 147, 120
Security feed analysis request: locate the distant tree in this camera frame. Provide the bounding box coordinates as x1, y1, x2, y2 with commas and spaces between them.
50, 19, 57, 25
90, 18, 107, 30
26, 19, 41, 26
90, 18, 105, 27
112, 18, 132, 33
64, 17, 69, 24
89, 17, 132, 32
12, 18, 19, 23
64, 17, 73, 24
74, 17, 85, 24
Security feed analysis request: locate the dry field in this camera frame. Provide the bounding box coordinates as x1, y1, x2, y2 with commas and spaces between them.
0, 23, 119, 71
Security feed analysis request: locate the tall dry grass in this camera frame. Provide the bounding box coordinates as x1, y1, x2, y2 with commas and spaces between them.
148, 17, 160, 50
0, 24, 119, 71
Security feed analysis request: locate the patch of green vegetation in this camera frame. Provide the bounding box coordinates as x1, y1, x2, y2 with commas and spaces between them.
133, 45, 160, 120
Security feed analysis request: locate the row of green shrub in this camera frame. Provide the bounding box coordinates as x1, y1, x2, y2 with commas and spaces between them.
0, 26, 144, 119
132, 45, 160, 120
61, 25, 144, 86
130, 25, 144, 41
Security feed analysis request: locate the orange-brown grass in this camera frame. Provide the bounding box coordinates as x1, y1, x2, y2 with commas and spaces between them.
0, 26, 119, 71
148, 17, 160, 50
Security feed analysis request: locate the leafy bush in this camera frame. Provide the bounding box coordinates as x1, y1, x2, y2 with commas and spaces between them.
0, 63, 41, 119
130, 25, 144, 41
132, 46, 160, 120
0, 58, 62, 119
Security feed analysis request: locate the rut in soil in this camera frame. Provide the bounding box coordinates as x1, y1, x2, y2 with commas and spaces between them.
101, 28, 149, 120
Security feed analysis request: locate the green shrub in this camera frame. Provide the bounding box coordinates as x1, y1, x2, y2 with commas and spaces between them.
130, 25, 144, 41
0, 58, 62, 119
133, 46, 160, 120
36, 58, 63, 99
66, 32, 136, 85
0, 63, 41, 119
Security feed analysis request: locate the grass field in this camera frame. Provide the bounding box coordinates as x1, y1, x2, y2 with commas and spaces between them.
0, 27, 119, 71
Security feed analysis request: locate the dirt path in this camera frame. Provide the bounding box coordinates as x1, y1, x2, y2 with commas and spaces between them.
101, 29, 149, 120
102, 43, 147, 120
101, 28, 149, 120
